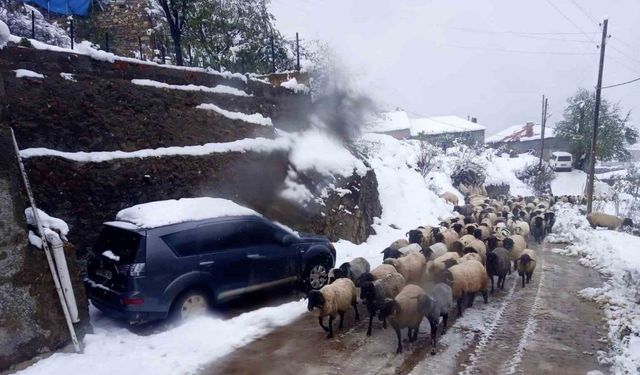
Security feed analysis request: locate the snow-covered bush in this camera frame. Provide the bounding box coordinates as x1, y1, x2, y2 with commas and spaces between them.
416, 136, 439, 178
0, 3, 71, 48
450, 158, 486, 189
515, 162, 555, 195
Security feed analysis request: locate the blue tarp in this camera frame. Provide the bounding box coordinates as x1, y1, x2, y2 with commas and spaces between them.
24, 0, 90, 16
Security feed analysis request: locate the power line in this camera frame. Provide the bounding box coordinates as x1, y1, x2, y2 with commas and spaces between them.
608, 43, 640, 66
450, 27, 595, 44
568, 0, 599, 25
543, 0, 597, 43
449, 26, 598, 37
602, 76, 640, 89
445, 44, 597, 56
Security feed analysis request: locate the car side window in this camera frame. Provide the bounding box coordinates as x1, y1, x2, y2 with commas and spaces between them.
198, 222, 246, 253
162, 228, 200, 257
239, 220, 282, 247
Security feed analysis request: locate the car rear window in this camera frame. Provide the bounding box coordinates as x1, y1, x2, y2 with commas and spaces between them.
95, 226, 143, 264
557, 156, 572, 161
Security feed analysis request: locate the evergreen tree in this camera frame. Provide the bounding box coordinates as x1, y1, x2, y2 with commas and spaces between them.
555, 88, 638, 169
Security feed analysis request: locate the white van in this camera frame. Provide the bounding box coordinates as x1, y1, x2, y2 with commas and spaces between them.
549, 151, 573, 171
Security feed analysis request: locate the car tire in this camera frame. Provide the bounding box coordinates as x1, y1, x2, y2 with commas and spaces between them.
170, 289, 210, 322
303, 257, 330, 291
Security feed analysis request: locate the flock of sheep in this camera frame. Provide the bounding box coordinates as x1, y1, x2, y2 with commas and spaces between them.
306, 192, 592, 355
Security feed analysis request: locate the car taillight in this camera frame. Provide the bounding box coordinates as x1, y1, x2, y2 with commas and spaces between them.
121, 297, 144, 305
116, 263, 145, 276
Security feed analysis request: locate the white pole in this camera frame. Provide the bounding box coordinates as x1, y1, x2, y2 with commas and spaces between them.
10, 128, 81, 353
48, 232, 80, 323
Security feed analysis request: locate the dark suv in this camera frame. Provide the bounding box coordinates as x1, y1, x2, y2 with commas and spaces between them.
85, 215, 335, 324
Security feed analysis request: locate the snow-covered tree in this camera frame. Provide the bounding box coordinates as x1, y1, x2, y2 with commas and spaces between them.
555, 89, 638, 169
0, 2, 70, 48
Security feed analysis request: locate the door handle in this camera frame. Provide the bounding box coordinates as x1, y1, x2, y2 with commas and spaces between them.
246, 254, 266, 260
199, 260, 215, 266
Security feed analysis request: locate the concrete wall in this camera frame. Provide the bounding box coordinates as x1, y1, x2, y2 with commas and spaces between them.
488, 137, 573, 160
419, 129, 485, 148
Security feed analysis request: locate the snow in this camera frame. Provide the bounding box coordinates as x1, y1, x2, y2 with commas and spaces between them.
289, 129, 368, 178
280, 169, 314, 204
551, 170, 587, 196
548, 204, 640, 374
0, 20, 9, 49
16, 301, 305, 375
410, 116, 485, 137
280, 77, 310, 94
60, 72, 76, 82
486, 123, 556, 143
366, 110, 412, 133
116, 197, 260, 228
196, 103, 273, 126
19, 137, 289, 162
131, 79, 250, 97
484, 153, 537, 195
15, 69, 44, 79
25, 207, 69, 240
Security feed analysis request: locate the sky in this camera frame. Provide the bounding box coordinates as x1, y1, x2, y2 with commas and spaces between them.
271, 0, 640, 135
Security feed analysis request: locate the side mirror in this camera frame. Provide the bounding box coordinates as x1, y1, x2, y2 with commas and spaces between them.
282, 234, 298, 245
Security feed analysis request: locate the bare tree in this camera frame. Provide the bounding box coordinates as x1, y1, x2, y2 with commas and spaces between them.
155, 0, 189, 66
416, 134, 437, 177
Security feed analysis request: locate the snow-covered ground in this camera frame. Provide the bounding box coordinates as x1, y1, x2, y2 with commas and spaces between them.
551, 169, 587, 196
548, 205, 640, 374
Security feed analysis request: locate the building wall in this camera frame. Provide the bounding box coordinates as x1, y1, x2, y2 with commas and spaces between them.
488, 137, 572, 160
420, 129, 485, 148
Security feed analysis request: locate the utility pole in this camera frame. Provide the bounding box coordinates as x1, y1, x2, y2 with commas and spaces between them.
296, 32, 300, 71
539, 96, 548, 169
586, 18, 608, 214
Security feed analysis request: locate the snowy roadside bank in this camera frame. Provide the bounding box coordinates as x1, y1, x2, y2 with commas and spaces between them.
548, 204, 640, 374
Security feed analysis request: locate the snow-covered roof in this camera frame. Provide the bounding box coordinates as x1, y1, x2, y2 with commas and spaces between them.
115, 197, 260, 228
629, 142, 640, 151
367, 111, 485, 136
486, 123, 556, 143
551, 151, 572, 157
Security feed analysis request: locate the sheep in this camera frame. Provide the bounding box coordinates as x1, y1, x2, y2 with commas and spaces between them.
417, 283, 454, 355
399, 243, 423, 255
512, 220, 530, 238
586, 212, 634, 230
307, 278, 359, 338
463, 240, 487, 264
451, 222, 464, 235
381, 248, 404, 260
358, 264, 398, 285
503, 234, 527, 269
435, 229, 459, 251
452, 234, 485, 260
360, 271, 406, 336
422, 241, 448, 260
425, 252, 461, 281
440, 260, 488, 316
530, 215, 545, 244
460, 251, 483, 263
407, 227, 435, 249
378, 284, 427, 353
486, 247, 511, 292
328, 257, 371, 286
440, 191, 459, 206
543, 212, 556, 234
474, 225, 491, 241
383, 252, 427, 284
517, 249, 537, 287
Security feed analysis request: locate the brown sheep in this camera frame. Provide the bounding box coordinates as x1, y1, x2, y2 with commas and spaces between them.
307, 278, 359, 338
586, 212, 633, 230
384, 252, 427, 285
517, 249, 537, 287
441, 260, 488, 316
503, 234, 527, 270
377, 284, 426, 353
440, 191, 459, 206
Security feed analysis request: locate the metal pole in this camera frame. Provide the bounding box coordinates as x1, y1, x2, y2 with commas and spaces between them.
539, 95, 545, 169
31, 11, 35, 39
161, 45, 166, 64
69, 19, 74, 50
138, 36, 144, 60
539, 96, 548, 168
296, 32, 300, 71
270, 34, 276, 73
586, 19, 608, 214
105, 32, 109, 52
9, 128, 81, 353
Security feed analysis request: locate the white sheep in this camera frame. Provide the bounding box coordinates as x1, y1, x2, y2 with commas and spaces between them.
384, 252, 427, 285
377, 284, 427, 353
503, 234, 527, 270
440, 191, 459, 206
417, 283, 453, 355
328, 257, 371, 286
307, 278, 359, 338
512, 220, 530, 238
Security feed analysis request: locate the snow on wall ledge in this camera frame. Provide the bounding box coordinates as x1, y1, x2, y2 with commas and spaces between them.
196, 103, 273, 127
131, 79, 250, 97
19, 137, 289, 162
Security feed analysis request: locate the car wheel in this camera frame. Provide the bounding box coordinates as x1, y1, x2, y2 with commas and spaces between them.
171, 289, 209, 322
304, 258, 330, 291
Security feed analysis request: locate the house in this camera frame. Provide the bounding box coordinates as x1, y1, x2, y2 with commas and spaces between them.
629, 142, 640, 161
486, 121, 571, 160
367, 110, 486, 147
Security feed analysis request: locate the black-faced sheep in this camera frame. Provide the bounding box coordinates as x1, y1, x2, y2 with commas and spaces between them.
543, 211, 556, 234
399, 243, 423, 255
328, 257, 371, 286
417, 283, 453, 355
422, 241, 448, 260
531, 215, 545, 244
383, 252, 427, 285
378, 284, 426, 354
586, 212, 633, 230
307, 278, 359, 338
486, 247, 510, 292
360, 271, 406, 336
440, 259, 488, 316
517, 249, 537, 288
512, 220, 530, 238
424, 252, 461, 282
359, 264, 398, 285
503, 234, 527, 270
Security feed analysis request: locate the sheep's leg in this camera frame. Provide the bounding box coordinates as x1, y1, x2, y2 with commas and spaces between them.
527, 272, 533, 284
457, 297, 464, 317
383, 318, 387, 329
339, 311, 345, 329
366, 314, 373, 336
490, 275, 495, 293
482, 290, 488, 304
429, 319, 438, 355
410, 327, 418, 342
441, 313, 448, 334
318, 317, 329, 333
467, 293, 475, 307
327, 316, 334, 338
394, 327, 403, 354
353, 300, 360, 321
521, 273, 526, 288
